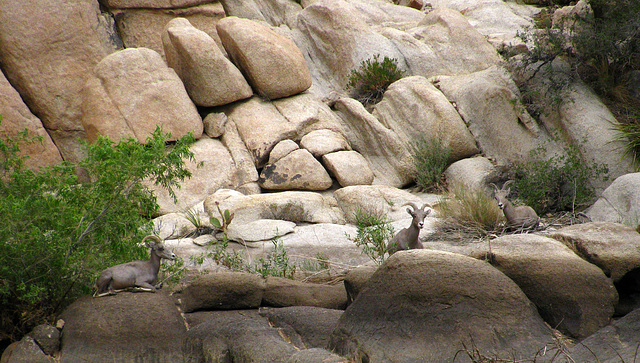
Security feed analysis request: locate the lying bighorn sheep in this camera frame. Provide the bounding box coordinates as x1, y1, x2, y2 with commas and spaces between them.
491, 181, 540, 229
94, 235, 176, 297
387, 202, 431, 255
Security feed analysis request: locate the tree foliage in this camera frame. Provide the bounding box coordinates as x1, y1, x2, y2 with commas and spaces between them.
0, 126, 195, 344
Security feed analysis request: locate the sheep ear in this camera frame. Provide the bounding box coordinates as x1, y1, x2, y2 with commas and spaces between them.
407, 207, 416, 216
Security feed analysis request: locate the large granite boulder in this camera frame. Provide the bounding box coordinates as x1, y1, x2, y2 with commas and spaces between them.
58, 292, 186, 362
81, 48, 203, 144
0, 0, 115, 163
333, 98, 415, 187
204, 189, 346, 225
258, 148, 333, 191
163, 18, 252, 107
436, 66, 557, 166
109, 3, 226, 60
0, 72, 62, 169
372, 76, 479, 162
473, 234, 618, 339
587, 173, 640, 224
175, 272, 266, 313
217, 16, 312, 100
550, 222, 640, 282
329, 250, 555, 362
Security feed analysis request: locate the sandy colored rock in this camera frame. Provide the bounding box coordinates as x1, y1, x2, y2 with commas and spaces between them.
217, 16, 312, 99
0, 0, 115, 163
300, 129, 351, 158
587, 173, 640, 224
259, 149, 333, 191
163, 18, 253, 107
82, 48, 203, 144
0, 72, 62, 169
373, 76, 479, 162
550, 222, 640, 282
149, 138, 237, 215
112, 4, 226, 60
322, 151, 374, 187
330, 250, 555, 362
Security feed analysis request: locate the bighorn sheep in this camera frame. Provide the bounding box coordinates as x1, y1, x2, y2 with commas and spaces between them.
94, 235, 176, 297
490, 181, 540, 230
387, 202, 431, 255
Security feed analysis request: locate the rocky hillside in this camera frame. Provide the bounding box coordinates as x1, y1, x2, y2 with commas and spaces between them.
2, 0, 640, 362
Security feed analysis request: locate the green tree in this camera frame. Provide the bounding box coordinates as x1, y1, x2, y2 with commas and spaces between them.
0, 126, 195, 343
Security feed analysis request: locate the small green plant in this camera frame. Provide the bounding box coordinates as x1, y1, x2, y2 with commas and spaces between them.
183, 208, 214, 237
350, 209, 394, 265
210, 201, 234, 238
251, 237, 296, 279
512, 143, 609, 214
208, 236, 245, 271
437, 184, 504, 234
299, 253, 330, 273
613, 114, 640, 169
410, 135, 451, 192
347, 54, 405, 107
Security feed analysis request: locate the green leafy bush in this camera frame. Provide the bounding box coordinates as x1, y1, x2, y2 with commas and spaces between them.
0, 126, 194, 344
347, 54, 405, 107
350, 209, 394, 265
410, 135, 451, 192
511, 0, 640, 116
512, 144, 608, 214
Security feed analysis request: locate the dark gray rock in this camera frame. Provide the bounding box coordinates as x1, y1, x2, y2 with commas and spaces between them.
558, 308, 640, 362
175, 272, 265, 313
286, 348, 346, 363
262, 277, 348, 309
330, 250, 555, 362
183, 311, 297, 362
58, 291, 186, 362
1, 337, 52, 363
260, 306, 343, 349
476, 234, 618, 339
28, 324, 60, 356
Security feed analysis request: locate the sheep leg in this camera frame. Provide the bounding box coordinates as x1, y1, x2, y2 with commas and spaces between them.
132, 281, 157, 293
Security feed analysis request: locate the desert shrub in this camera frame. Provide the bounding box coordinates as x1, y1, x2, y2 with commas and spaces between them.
437, 184, 504, 233
0, 126, 194, 344
250, 237, 296, 279
511, 0, 640, 116
350, 209, 394, 265
613, 113, 640, 168
347, 54, 405, 107
512, 144, 608, 214
410, 135, 451, 192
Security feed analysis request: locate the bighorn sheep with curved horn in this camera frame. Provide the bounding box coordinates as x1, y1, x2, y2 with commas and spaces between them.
387, 202, 431, 255
94, 235, 176, 297
490, 181, 540, 230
